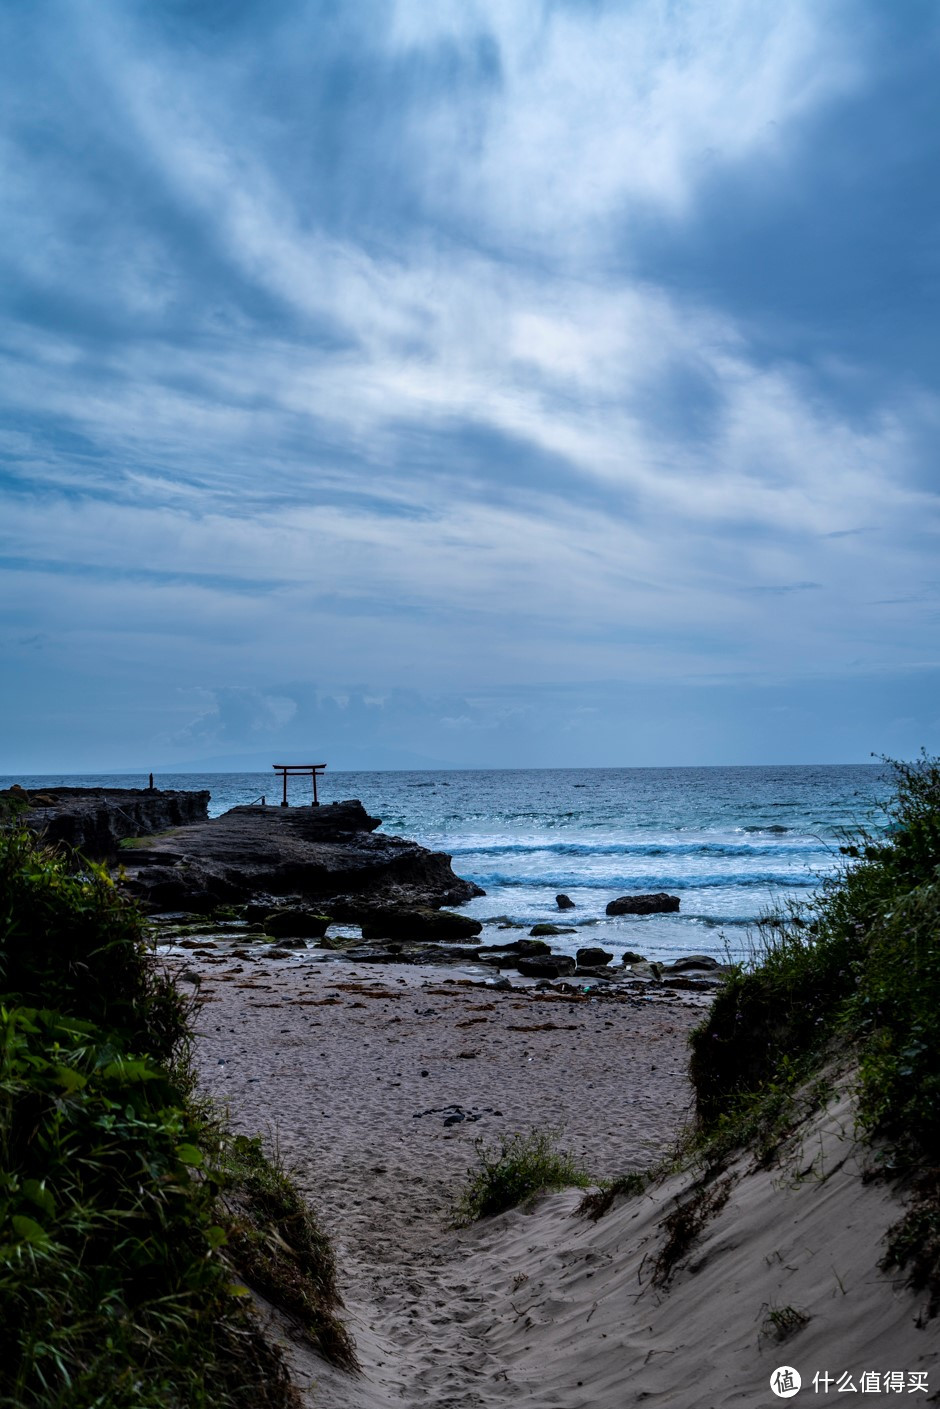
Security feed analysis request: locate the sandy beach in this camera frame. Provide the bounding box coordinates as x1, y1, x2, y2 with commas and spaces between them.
176, 950, 933, 1408
180, 953, 708, 1404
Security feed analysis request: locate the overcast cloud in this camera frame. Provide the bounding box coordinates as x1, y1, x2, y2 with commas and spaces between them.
1, 0, 938, 771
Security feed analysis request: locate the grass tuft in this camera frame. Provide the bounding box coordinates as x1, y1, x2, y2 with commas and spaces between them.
218, 1135, 358, 1369
577, 1169, 650, 1222
760, 1302, 811, 1343
454, 1129, 590, 1224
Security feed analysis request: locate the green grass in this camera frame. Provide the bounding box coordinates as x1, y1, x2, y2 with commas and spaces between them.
0, 819, 351, 1405
454, 1129, 591, 1224
760, 1303, 810, 1343
687, 753, 940, 1309
218, 1135, 357, 1369
578, 1169, 650, 1222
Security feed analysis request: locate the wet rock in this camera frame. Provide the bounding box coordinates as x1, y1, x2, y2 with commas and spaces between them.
263, 909, 331, 939
661, 973, 725, 990
530, 923, 577, 937
667, 954, 720, 972
576, 946, 613, 968
120, 800, 484, 915
556, 894, 576, 910
631, 960, 664, 981
620, 950, 647, 965
606, 893, 680, 916
516, 954, 577, 979
9, 785, 210, 863
359, 906, 482, 943
477, 938, 551, 957
244, 900, 279, 922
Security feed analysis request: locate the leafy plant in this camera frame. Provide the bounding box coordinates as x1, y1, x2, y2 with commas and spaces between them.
0, 820, 353, 1405
687, 753, 940, 1308
454, 1129, 590, 1223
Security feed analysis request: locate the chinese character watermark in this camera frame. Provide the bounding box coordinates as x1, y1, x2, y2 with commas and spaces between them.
770, 1367, 930, 1396
771, 1367, 802, 1398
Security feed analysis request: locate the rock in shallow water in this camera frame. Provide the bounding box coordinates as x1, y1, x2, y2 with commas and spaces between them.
606, 892, 680, 916
576, 946, 613, 967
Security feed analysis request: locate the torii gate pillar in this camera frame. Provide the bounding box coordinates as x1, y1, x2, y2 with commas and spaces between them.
272, 764, 326, 807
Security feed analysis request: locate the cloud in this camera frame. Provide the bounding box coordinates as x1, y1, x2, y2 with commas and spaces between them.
0, 0, 938, 768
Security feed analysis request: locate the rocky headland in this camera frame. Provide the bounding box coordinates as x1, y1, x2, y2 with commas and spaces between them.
117, 798, 483, 917
2, 784, 210, 860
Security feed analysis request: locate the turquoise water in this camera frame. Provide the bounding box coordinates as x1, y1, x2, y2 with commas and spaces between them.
4, 764, 890, 964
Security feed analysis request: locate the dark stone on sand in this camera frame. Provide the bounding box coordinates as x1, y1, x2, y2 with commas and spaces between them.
347, 943, 486, 967
576, 946, 613, 968
263, 909, 331, 939
530, 923, 577, 937
666, 954, 720, 972
556, 894, 576, 909
6, 785, 210, 863
516, 954, 577, 979
359, 906, 482, 943
620, 950, 647, 965
120, 799, 484, 915
606, 893, 680, 916
479, 935, 552, 958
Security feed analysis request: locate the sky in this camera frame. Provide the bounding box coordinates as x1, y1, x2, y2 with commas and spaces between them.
1, 0, 939, 772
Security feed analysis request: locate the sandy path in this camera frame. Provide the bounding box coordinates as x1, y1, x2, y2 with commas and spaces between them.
181, 954, 707, 1405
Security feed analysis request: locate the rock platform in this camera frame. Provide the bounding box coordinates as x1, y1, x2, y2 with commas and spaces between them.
118, 800, 484, 915
3, 785, 210, 860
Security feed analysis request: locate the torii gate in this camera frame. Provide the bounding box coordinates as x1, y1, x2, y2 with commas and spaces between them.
273, 763, 326, 807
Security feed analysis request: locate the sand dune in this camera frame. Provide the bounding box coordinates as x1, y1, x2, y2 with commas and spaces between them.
183, 956, 930, 1406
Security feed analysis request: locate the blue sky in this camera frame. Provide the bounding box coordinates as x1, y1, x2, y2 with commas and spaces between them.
1, 0, 938, 772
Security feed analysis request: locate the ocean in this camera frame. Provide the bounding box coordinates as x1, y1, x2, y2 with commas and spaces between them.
3, 763, 891, 965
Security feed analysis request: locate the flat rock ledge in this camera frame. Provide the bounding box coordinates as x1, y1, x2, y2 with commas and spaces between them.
4, 786, 210, 861
118, 800, 484, 915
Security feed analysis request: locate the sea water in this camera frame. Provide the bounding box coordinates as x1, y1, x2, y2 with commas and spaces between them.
3, 764, 891, 965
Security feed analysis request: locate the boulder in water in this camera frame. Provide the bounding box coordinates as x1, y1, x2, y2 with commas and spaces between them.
576, 946, 613, 968
606, 893, 680, 916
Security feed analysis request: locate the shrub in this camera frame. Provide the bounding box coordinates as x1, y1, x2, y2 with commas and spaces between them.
0, 819, 352, 1405
454, 1129, 590, 1224
0, 1006, 296, 1409
0, 824, 189, 1070
687, 753, 940, 1307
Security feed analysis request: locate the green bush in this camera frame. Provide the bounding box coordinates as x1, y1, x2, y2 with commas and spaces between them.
0, 820, 352, 1405
0, 1006, 295, 1409
0, 825, 188, 1070
454, 1129, 590, 1224
687, 753, 940, 1307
